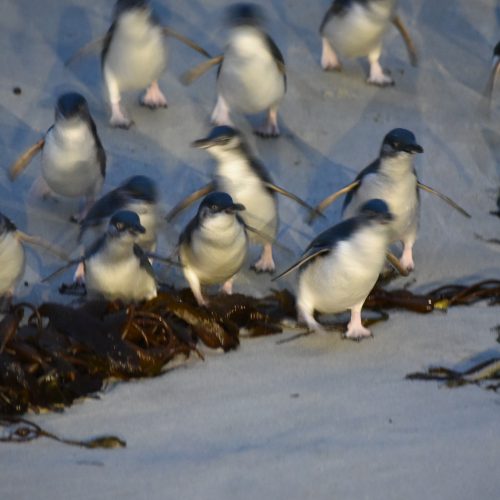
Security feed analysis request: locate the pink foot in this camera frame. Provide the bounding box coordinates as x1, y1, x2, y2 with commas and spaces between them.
140, 80, 168, 109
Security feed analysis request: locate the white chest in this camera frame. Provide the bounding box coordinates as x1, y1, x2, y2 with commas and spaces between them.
42, 123, 102, 197
219, 29, 285, 113
216, 160, 277, 240
299, 227, 388, 314
105, 15, 166, 90
323, 1, 394, 58
0, 233, 25, 294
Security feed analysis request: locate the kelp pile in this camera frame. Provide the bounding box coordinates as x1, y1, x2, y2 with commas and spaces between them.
0, 288, 294, 416
1, 280, 500, 417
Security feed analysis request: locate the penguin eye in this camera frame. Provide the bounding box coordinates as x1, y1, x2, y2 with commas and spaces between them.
210, 204, 218, 211
392, 141, 400, 149
115, 222, 125, 231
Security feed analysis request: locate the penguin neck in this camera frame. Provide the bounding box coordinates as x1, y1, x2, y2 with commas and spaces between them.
117, 10, 153, 40
378, 153, 415, 179
228, 26, 268, 58
211, 147, 254, 178
200, 213, 239, 233
53, 118, 90, 143
366, 0, 397, 17
102, 235, 136, 259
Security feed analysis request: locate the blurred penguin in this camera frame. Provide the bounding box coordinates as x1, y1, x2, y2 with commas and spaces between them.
319, 0, 418, 85
9, 93, 106, 221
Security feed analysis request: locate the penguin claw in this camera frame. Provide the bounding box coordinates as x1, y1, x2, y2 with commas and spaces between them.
140, 99, 168, 110
110, 118, 134, 129
59, 281, 87, 296
250, 264, 275, 274
367, 76, 395, 87
254, 126, 280, 139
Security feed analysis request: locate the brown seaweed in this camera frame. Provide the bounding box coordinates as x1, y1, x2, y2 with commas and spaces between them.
0, 280, 499, 417
406, 357, 500, 391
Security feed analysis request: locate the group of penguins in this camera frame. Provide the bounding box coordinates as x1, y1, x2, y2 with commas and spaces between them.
2, 0, 490, 340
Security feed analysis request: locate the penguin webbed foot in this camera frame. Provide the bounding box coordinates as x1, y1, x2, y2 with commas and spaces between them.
254, 126, 280, 139
367, 71, 394, 87
342, 328, 373, 342
140, 81, 168, 109
110, 117, 134, 129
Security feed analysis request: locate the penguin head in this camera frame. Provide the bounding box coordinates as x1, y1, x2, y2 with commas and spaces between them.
226, 3, 265, 27
0, 212, 17, 237
192, 126, 243, 155
359, 199, 393, 225
114, 0, 149, 17
121, 175, 158, 203
108, 210, 146, 239
198, 192, 245, 220
381, 128, 423, 157
55, 93, 90, 122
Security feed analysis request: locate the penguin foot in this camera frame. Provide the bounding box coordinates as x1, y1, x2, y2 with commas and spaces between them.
321, 38, 341, 71
399, 246, 415, 273
254, 123, 280, 138
343, 326, 373, 342
252, 244, 275, 272
141, 81, 168, 109
367, 72, 394, 87
109, 102, 134, 129
110, 116, 134, 129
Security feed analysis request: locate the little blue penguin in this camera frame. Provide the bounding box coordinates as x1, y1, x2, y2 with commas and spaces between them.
275, 199, 393, 339
179, 192, 247, 306
342, 128, 423, 272
320, 0, 417, 85
102, 0, 168, 128
212, 3, 286, 137
84, 210, 157, 302
79, 175, 159, 252
9, 92, 106, 222
0, 213, 25, 301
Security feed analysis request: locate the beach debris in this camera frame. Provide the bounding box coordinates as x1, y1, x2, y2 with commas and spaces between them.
0, 416, 126, 449
406, 357, 500, 391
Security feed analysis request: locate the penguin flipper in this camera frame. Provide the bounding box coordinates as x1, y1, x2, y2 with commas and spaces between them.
263, 182, 324, 220
8, 138, 45, 181
166, 182, 216, 222
133, 244, 156, 280
181, 56, 224, 85
64, 37, 106, 66
307, 180, 361, 224
161, 27, 211, 58
385, 251, 409, 277
144, 251, 182, 268
392, 14, 418, 67
42, 258, 83, 283
16, 231, 71, 262
417, 182, 471, 218
272, 247, 330, 281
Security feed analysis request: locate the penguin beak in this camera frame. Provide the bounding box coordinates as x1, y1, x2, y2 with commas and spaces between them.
225, 203, 245, 214
129, 223, 146, 235
403, 143, 424, 154
381, 212, 394, 224
191, 138, 214, 149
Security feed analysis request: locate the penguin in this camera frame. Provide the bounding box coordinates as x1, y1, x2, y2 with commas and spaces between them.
167, 126, 320, 273
0, 212, 70, 306
274, 199, 393, 338
211, 3, 286, 137
83, 210, 157, 302
319, 0, 418, 85
178, 192, 248, 306
9, 92, 106, 221
0, 214, 25, 302
310, 129, 470, 272
341, 128, 423, 271
102, 0, 168, 128
79, 175, 159, 252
